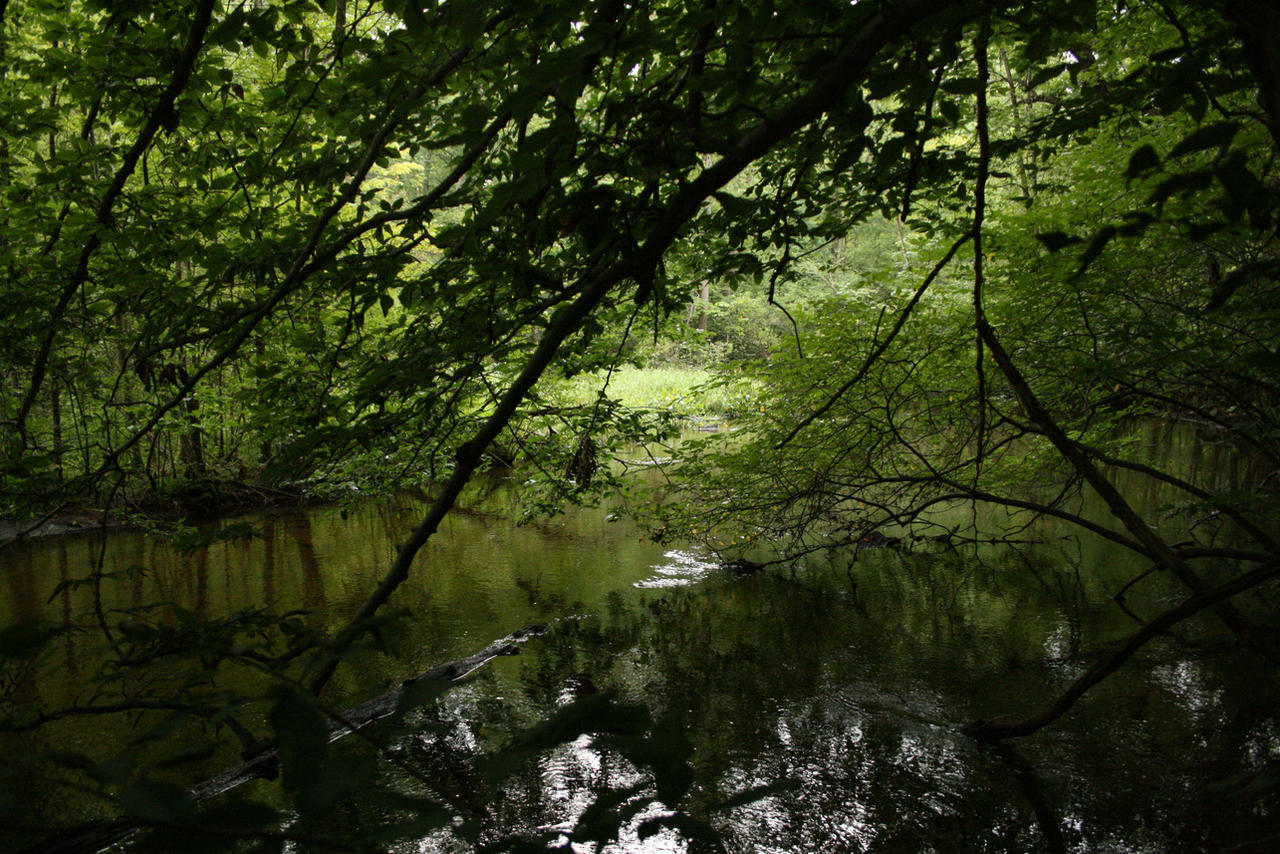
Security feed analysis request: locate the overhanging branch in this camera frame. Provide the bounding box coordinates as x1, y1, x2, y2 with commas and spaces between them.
964, 559, 1280, 741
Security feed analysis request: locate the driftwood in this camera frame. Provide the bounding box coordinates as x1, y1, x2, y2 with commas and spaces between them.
17, 623, 550, 854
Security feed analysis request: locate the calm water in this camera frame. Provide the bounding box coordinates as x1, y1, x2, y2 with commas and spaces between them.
1, 457, 1278, 852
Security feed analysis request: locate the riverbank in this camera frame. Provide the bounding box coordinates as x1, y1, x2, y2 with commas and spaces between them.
0, 478, 311, 545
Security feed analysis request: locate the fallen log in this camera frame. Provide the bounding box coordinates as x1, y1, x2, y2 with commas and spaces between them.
18, 623, 550, 854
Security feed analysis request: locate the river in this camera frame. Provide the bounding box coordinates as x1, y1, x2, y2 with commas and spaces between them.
1, 449, 1278, 852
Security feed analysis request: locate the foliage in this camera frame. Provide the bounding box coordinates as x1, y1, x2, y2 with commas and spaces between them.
1, 0, 1280, 849
549, 365, 754, 419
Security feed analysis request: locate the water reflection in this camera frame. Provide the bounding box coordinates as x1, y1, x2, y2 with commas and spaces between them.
291, 513, 328, 612
1, 469, 1278, 852
296, 544, 1274, 853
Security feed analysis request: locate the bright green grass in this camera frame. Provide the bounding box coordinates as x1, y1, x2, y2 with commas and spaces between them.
550, 365, 754, 418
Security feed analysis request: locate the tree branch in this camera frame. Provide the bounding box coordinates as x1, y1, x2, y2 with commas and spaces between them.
310, 0, 974, 695
963, 559, 1280, 740
14, 0, 219, 441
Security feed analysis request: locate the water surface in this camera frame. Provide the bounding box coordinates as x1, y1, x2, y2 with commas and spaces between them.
1, 471, 1277, 852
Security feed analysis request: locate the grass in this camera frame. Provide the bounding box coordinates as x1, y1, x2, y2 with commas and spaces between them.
550, 365, 755, 419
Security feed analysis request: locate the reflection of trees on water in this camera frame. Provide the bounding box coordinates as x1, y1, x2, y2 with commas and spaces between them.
55, 540, 78, 681
1, 479, 1276, 852
288, 514, 327, 613
2, 539, 42, 712
191, 547, 209, 618
260, 517, 276, 610
398, 554, 1274, 853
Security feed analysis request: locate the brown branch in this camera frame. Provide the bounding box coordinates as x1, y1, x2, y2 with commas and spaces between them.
973, 14, 992, 473
977, 315, 1271, 651
963, 559, 1280, 741
775, 228, 973, 449
311, 0, 972, 696
306, 263, 626, 696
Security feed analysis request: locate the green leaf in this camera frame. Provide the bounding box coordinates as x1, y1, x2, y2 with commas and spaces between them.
1215, 153, 1264, 220
1116, 210, 1155, 237
940, 77, 983, 95
1149, 46, 1185, 64
1026, 63, 1068, 89
1125, 144, 1160, 181
1148, 169, 1215, 210
1167, 122, 1240, 158
1035, 231, 1079, 252
268, 688, 328, 805
1208, 260, 1280, 310
712, 192, 754, 220
1072, 225, 1117, 279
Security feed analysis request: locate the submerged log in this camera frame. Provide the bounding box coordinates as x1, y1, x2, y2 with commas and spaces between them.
725, 557, 765, 575
18, 623, 550, 854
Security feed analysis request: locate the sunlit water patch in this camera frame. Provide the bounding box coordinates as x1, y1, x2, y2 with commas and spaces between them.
1151, 659, 1224, 725
633, 548, 721, 588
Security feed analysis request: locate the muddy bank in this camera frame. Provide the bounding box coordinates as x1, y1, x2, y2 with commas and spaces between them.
1, 479, 311, 545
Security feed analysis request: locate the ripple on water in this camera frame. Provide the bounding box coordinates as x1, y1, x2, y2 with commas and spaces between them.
633, 548, 720, 588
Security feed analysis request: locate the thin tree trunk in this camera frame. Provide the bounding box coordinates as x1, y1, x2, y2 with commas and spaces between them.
51, 381, 63, 481
998, 48, 1034, 203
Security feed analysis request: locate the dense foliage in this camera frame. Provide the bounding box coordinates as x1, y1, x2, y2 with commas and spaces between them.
2, 0, 1279, 850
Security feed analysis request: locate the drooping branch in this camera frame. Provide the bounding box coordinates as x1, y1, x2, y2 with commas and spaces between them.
972, 14, 992, 473
963, 559, 1280, 741
775, 228, 973, 449
310, 0, 976, 696
966, 79, 1264, 640
307, 259, 627, 695
1072, 441, 1280, 553
977, 315, 1269, 647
